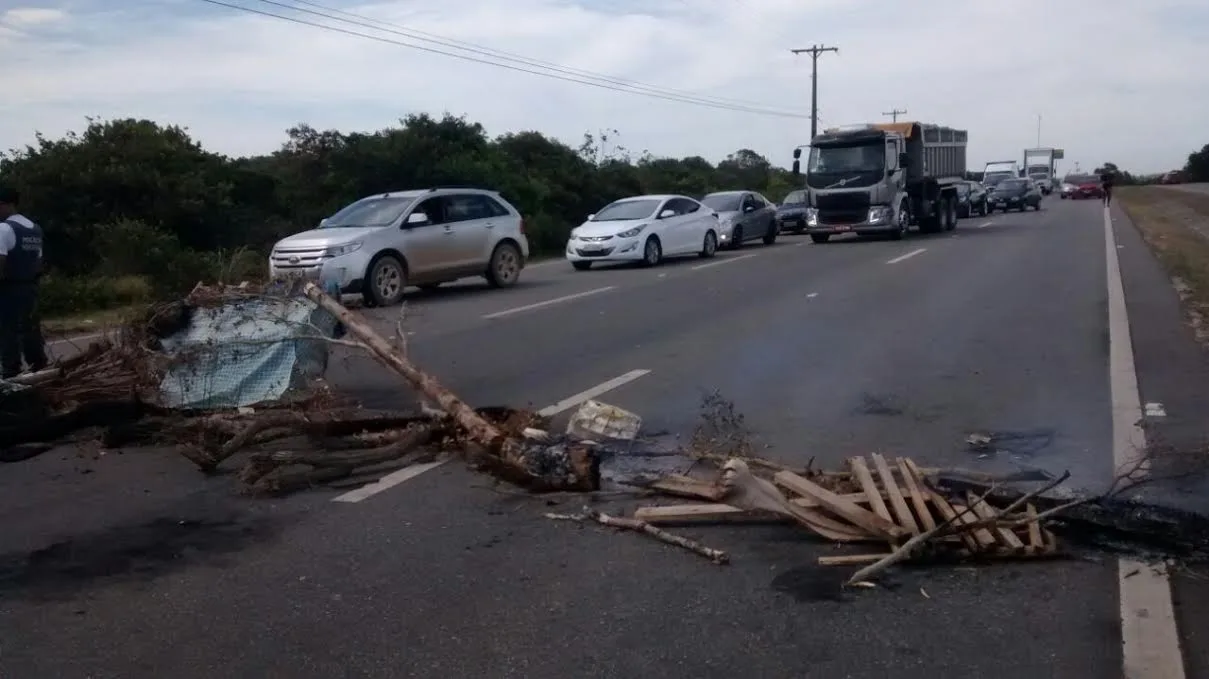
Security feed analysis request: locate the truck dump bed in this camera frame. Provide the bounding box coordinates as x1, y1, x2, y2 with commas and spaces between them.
873, 121, 968, 180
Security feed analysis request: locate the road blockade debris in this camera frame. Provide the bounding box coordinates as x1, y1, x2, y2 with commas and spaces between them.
0, 280, 602, 495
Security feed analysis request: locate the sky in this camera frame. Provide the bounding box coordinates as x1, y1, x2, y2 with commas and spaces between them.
1, 0, 1207, 174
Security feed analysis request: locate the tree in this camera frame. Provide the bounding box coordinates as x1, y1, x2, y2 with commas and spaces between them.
1185, 144, 1209, 183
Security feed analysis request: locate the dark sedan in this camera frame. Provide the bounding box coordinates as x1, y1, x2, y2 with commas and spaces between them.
776, 189, 809, 233
988, 178, 1042, 212
957, 181, 988, 218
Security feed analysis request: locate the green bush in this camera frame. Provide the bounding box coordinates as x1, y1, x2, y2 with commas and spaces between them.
40, 274, 154, 318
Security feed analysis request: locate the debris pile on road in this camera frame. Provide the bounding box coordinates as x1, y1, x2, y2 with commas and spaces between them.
0, 280, 604, 495
610, 454, 1074, 583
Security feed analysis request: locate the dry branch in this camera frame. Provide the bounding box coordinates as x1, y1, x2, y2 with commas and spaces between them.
546, 505, 729, 564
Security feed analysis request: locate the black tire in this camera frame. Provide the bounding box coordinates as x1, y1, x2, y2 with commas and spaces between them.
363, 254, 407, 307
641, 236, 662, 267
572, 261, 592, 271
762, 221, 777, 245
810, 233, 831, 244
731, 225, 744, 250
945, 197, 958, 231
485, 242, 523, 288
699, 230, 718, 258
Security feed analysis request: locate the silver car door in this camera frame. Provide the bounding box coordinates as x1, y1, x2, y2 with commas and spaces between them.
443, 193, 494, 271
400, 196, 450, 278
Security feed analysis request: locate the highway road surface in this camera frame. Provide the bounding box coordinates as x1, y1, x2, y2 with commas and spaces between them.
5, 195, 1209, 678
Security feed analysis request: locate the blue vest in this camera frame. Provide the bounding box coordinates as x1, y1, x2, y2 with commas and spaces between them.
3, 216, 43, 283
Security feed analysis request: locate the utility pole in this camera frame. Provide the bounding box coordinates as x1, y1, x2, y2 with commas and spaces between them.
791, 44, 838, 140
1036, 114, 1042, 147
882, 108, 907, 122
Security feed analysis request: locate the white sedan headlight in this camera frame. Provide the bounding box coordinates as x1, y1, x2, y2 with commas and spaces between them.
323, 241, 362, 257
617, 224, 647, 238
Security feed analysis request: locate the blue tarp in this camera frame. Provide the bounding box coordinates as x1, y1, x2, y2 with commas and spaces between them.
156, 296, 338, 410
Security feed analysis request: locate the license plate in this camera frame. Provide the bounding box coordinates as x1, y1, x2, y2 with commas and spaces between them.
580, 243, 603, 251
834, 225, 851, 231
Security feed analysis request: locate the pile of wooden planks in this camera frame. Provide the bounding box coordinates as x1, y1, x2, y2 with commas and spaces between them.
631, 453, 1062, 576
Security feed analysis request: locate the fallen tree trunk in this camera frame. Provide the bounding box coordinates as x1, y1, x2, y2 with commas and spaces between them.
301, 283, 599, 492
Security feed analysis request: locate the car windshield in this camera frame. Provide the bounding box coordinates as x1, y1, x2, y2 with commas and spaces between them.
701, 194, 742, 212
324, 196, 416, 228
984, 173, 1013, 186
808, 144, 884, 173
594, 199, 661, 221
999, 179, 1029, 190
782, 190, 807, 204
1029, 173, 1048, 180
956, 183, 970, 196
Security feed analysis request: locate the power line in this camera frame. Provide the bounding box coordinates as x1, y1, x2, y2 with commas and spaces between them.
790, 44, 838, 140
280, 0, 778, 111
197, 0, 812, 119
882, 108, 907, 123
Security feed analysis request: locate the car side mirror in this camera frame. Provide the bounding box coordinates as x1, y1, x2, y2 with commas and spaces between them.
792, 148, 802, 160
318, 218, 329, 228
742, 204, 755, 213
898, 152, 910, 168
586, 213, 595, 221
658, 209, 676, 219
405, 212, 429, 226
792, 160, 800, 176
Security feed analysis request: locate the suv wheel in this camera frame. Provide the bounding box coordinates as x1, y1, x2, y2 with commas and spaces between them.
486, 242, 522, 288
364, 255, 407, 307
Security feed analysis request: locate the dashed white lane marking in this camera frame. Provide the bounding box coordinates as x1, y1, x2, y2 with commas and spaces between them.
977, 221, 994, 229
49, 332, 105, 346
1106, 205, 1186, 679
886, 248, 927, 264
535, 369, 650, 417
806, 292, 819, 298
690, 253, 759, 271
482, 286, 615, 319
1144, 402, 1167, 417
331, 369, 652, 503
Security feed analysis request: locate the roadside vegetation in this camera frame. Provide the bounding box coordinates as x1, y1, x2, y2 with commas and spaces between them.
0, 116, 800, 322
1117, 186, 1209, 345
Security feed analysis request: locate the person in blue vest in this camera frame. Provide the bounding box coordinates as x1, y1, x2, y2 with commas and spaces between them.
0, 186, 49, 379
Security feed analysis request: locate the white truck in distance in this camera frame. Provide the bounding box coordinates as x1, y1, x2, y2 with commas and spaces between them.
982, 160, 1021, 189
1022, 147, 1064, 195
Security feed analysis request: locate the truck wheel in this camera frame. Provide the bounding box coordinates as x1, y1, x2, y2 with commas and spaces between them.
945, 197, 958, 231
810, 233, 830, 244
890, 201, 909, 240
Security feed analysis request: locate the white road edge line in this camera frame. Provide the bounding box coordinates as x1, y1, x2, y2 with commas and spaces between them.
331, 369, 652, 503
1106, 204, 1186, 679
886, 248, 927, 265
482, 286, 615, 320
690, 253, 759, 271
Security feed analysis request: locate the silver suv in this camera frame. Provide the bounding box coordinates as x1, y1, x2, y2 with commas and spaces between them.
270, 187, 530, 306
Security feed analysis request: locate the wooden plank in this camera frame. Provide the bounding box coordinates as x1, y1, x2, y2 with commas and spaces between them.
1026, 503, 1043, 553
966, 491, 1025, 551
949, 503, 998, 549
848, 457, 895, 525
648, 475, 725, 502
818, 553, 893, 566
774, 471, 907, 540
920, 485, 982, 552
871, 453, 920, 534
632, 487, 920, 524
896, 457, 938, 532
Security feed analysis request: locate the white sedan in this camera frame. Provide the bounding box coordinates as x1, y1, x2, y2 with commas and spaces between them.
566, 194, 720, 270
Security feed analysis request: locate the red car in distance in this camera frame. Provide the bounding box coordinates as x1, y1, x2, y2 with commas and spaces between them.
1060, 174, 1103, 199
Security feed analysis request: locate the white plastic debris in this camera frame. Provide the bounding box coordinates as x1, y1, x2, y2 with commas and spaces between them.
566, 400, 642, 450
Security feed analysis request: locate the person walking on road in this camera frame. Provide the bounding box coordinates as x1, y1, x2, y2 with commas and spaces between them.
0, 186, 49, 379
1100, 168, 1115, 207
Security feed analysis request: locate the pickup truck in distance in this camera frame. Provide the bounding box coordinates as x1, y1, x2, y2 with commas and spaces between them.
791, 121, 968, 243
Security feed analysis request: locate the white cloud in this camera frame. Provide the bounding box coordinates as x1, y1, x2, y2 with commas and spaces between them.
0, 0, 1205, 173
1, 6, 67, 25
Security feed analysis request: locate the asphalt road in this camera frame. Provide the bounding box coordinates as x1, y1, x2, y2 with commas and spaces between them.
4, 195, 1209, 678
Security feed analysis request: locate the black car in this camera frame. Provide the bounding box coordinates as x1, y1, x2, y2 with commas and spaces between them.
957, 181, 988, 218
987, 178, 1042, 212
776, 189, 809, 233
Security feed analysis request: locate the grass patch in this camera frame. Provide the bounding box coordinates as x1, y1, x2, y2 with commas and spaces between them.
1117, 186, 1209, 345
42, 305, 143, 337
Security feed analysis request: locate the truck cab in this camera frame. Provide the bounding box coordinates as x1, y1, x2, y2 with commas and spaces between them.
790, 122, 967, 243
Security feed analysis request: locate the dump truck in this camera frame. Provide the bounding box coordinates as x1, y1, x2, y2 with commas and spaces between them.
790, 121, 968, 242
